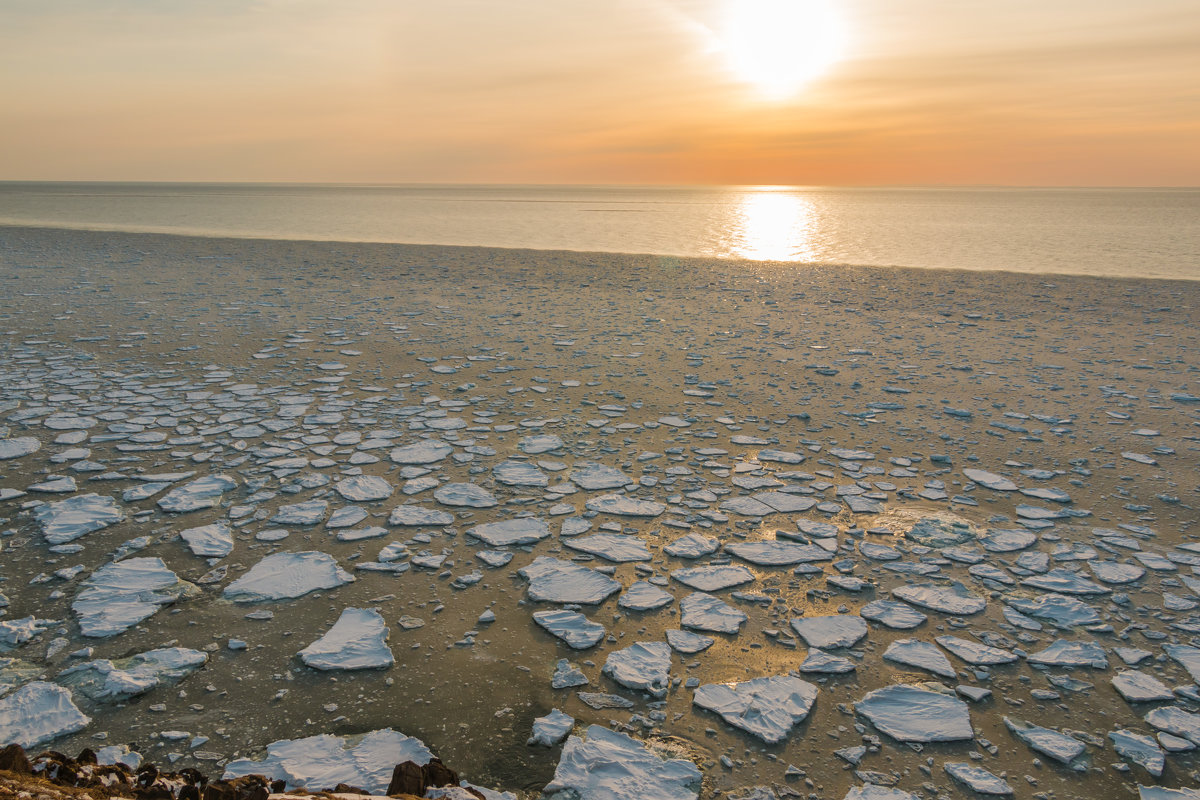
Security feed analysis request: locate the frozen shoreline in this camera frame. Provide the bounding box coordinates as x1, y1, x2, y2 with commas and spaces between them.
1, 225, 1199, 799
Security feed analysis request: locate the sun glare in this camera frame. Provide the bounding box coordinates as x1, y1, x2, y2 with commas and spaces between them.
720, 0, 846, 99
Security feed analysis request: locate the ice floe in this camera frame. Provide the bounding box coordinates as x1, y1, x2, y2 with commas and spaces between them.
542, 725, 701, 800
532, 609, 605, 649
519, 557, 622, 604
855, 684, 973, 743
299, 608, 393, 670
73, 558, 197, 637
0, 681, 90, 748
602, 642, 671, 697
34, 494, 124, 544
223, 552, 354, 603
692, 676, 817, 744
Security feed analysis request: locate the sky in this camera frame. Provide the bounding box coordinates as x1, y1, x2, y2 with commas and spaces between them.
1, 0, 1197, 186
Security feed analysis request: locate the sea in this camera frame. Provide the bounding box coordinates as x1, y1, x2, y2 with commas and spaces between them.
1, 182, 1197, 280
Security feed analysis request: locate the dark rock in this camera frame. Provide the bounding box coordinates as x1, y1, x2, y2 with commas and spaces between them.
423, 758, 458, 789
386, 761, 425, 797
76, 748, 98, 765
0, 744, 32, 775
333, 783, 369, 794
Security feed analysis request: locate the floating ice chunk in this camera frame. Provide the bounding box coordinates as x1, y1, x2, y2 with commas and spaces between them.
664, 533, 719, 559
799, 648, 856, 673
158, 475, 237, 513
903, 516, 976, 547
327, 506, 368, 528
271, 499, 328, 525
334, 475, 392, 502
585, 493, 665, 517
752, 492, 817, 513
565, 534, 651, 562
1027, 639, 1108, 669
389, 440, 452, 464
856, 684, 973, 742
57, 647, 207, 701
726, 541, 832, 566
892, 583, 986, 615
1164, 645, 1200, 684
680, 592, 746, 634
74, 558, 196, 637
577, 692, 634, 710
0, 617, 54, 649
1004, 716, 1086, 764
790, 615, 868, 649
757, 448, 805, 464
543, 725, 701, 800
223, 552, 353, 603
665, 629, 714, 654
1113, 670, 1175, 703
180, 522, 234, 558
603, 642, 671, 698
476, 549, 512, 568
671, 565, 755, 592
843, 788, 918, 800
860, 600, 927, 630
336, 526, 388, 542
1020, 569, 1109, 596
552, 659, 589, 688
1144, 706, 1200, 745
883, 639, 956, 679
34, 493, 124, 544
559, 517, 591, 537
529, 709, 574, 746
434, 483, 498, 508
935, 636, 1017, 665
519, 434, 563, 454
519, 557, 622, 605
943, 763, 1013, 795
533, 609, 606, 649
0, 681, 90, 748
0, 658, 41, 695
618, 581, 674, 611
1021, 487, 1071, 503
30, 475, 78, 493
468, 517, 550, 547
979, 529, 1037, 552
224, 729, 433, 794
1089, 560, 1145, 584
0, 437, 40, 460
299, 608, 393, 671
962, 469, 1017, 491
493, 460, 549, 487
388, 505, 454, 526
859, 542, 901, 561
720, 496, 776, 516
692, 675, 818, 744
1109, 729, 1164, 777
569, 462, 633, 491
1007, 593, 1101, 629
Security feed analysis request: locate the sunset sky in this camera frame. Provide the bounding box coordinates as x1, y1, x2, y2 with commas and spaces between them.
2, 0, 1197, 185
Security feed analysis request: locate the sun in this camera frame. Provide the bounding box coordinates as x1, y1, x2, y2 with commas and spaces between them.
719, 0, 847, 99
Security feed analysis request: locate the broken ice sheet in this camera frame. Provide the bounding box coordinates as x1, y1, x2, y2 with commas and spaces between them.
519, 557, 621, 604
882, 639, 956, 679
725, 540, 832, 566
564, 533, 651, 562
532, 609, 605, 649
157, 474, 237, 513
671, 565, 755, 592
467, 517, 551, 547
1004, 716, 1087, 765
57, 647, 207, 701
528, 709, 574, 746
602, 642, 671, 698
679, 592, 746, 635
584, 493, 665, 517
0, 681, 90, 748
223, 729, 433, 794
334, 475, 393, 502
34, 493, 124, 544
790, 615, 868, 649
298, 608, 394, 671
223, 552, 354, 603
180, 521, 234, 558
73, 558, 198, 637
542, 725, 701, 800
692, 675, 818, 744
618, 581, 673, 612
434, 482, 498, 508
855, 684, 973, 743
892, 582, 986, 615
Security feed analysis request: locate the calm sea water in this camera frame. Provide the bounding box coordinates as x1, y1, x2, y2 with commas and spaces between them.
1, 182, 1197, 280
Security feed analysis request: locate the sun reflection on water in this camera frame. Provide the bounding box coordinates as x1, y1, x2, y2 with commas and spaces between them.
732, 188, 818, 262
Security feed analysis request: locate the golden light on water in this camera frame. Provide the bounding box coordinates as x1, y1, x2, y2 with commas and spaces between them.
719, 0, 847, 99
732, 189, 818, 261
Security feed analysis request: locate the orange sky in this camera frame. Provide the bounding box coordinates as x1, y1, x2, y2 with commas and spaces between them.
1, 0, 1197, 185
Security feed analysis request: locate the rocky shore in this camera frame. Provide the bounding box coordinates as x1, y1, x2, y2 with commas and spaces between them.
0, 743, 478, 800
